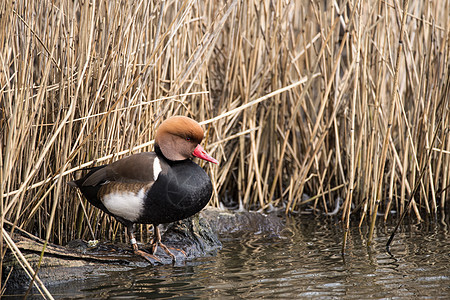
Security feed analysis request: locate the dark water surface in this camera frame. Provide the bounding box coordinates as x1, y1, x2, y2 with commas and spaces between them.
20, 216, 450, 299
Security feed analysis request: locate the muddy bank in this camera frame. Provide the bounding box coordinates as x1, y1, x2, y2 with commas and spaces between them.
2, 208, 284, 294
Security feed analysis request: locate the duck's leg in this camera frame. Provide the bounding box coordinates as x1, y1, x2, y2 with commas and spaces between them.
127, 224, 161, 262
150, 225, 186, 262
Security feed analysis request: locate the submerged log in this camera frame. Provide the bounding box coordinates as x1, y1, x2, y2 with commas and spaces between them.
2, 208, 284, 294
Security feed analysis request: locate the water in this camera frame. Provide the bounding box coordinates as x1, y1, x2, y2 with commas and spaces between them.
16, 216, 450, 299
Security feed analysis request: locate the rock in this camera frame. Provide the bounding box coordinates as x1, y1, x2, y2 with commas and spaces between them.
200, 207, 284, 238
162, 214, 222, 257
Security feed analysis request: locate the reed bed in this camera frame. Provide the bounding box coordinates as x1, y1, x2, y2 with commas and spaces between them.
1, 0, 449, 294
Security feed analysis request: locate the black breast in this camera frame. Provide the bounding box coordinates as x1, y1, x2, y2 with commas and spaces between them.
138, 159, 213, 225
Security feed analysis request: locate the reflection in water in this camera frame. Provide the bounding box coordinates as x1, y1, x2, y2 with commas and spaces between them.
22, 216, 450, 299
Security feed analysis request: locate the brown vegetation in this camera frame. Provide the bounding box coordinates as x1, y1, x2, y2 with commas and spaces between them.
1, 0, 449, 295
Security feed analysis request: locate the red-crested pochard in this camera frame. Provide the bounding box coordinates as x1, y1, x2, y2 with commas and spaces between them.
68, 116, 218, 262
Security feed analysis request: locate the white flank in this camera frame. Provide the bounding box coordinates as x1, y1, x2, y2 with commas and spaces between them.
153, 156, 162, 181
102, 189, 146, 222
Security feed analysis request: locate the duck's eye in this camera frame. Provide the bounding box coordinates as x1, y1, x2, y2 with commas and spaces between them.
185, 137, 191, 141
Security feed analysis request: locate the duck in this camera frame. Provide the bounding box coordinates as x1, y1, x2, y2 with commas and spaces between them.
68, 116, 218, 262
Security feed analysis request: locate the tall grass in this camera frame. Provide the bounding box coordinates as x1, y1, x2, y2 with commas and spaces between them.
1, 0, 449, 289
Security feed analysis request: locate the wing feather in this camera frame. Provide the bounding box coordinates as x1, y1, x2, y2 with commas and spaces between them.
81, 152, 167, 186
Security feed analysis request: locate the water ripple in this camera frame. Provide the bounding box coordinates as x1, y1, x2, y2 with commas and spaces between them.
24, 216, 450, 299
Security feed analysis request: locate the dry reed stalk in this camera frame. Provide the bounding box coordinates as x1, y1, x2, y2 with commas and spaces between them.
368, 0, 411, 245
2, 228, 53, 299
341, 0, 363, 253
